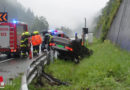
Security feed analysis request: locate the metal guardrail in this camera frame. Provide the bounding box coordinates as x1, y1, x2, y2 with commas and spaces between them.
21, 52, 48, 90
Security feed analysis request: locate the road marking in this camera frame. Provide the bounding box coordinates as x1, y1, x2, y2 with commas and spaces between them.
0, 58, 14, 64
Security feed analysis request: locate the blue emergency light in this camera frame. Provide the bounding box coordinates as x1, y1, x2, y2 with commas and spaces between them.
12, 19, 17, 24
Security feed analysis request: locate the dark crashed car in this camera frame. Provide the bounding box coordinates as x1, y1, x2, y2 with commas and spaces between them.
50, 33, 92, 63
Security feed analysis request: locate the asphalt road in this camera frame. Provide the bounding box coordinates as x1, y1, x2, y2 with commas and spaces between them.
0, 54, 38, 84
0, 45, 43, 84
0, 54, 9, 62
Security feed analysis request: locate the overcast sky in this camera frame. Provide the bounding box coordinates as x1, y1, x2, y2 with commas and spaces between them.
18, 0, 109, 30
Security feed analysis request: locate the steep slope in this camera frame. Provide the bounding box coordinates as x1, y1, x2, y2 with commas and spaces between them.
95, 0, 121, 41
107, 0, 130, 50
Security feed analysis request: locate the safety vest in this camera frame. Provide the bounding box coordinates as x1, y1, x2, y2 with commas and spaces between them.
31, 35, 42, 46
37, 35, 42, 44
31, 35, 37, 46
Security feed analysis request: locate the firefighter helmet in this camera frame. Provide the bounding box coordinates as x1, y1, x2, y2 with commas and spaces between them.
36, 31, 39, 34
33, 31, 37, 35
21, 32, 25, 36
45, 33, 50, 36
33, 31, 39, 35
25, 31, 30, 36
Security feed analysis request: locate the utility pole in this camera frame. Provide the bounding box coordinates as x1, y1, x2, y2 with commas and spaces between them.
82, 18, 88, 46
85, 18, 86, 28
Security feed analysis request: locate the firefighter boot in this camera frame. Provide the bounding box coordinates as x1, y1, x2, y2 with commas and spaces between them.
21, 52, 27, 58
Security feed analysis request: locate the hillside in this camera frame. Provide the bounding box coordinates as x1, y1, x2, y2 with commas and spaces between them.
107, 0, 130, 50
95, 0, 130, 51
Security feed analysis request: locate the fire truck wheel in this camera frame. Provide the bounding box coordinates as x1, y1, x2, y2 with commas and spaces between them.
7, 53, 11, 58
13, 52, 20, 57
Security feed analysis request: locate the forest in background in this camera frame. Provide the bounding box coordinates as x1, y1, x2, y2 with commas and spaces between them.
0, 0, 49, 32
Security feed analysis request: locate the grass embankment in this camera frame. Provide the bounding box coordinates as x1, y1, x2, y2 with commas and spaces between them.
95, 0, 122, 41
31, 40, 130, 90
3, 77, 21, 90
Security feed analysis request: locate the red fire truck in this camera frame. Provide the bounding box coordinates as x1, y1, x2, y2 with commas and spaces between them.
0, 21, 28, 57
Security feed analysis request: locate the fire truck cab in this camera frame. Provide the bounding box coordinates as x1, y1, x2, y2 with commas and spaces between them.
0, 21, 28, 57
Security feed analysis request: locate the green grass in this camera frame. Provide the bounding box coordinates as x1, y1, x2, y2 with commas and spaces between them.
31, 40, 130, 90
2, 76, 21, 90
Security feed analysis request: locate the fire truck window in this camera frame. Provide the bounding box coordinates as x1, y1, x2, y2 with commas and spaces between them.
16, 24, 24, 35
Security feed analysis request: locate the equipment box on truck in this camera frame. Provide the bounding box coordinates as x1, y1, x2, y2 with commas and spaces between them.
0, 22, 28, 57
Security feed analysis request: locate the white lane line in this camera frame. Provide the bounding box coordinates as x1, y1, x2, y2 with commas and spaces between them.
0, 58, 14, 64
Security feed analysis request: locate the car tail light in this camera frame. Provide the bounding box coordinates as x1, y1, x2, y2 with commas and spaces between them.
49, 43, 55, 46
65, 46, 73, 51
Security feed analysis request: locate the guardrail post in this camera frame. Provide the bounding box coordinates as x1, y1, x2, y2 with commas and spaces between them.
50, 49, 54, 63
21, 73, 28, 90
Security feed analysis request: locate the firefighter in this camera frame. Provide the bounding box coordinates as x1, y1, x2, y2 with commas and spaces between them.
41, 31, 47, 52
44, 33, 53, 51
20, 31, 30, 57
24, 31, 31, 56
31, 31, 42, 56
20, 32, 26, 57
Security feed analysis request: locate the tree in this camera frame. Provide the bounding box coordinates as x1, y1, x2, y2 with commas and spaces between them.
56, 26, 73, 37
30, 16, 49, 32
0, 0, 49, 33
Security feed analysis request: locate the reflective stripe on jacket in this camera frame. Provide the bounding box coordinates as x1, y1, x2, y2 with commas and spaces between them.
49, 34, 53, 42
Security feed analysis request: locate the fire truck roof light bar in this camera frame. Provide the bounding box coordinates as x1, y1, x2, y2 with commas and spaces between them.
12, 19, 17, 24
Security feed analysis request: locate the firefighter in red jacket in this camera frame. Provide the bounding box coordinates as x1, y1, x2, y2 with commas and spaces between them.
31, 31, 42, 56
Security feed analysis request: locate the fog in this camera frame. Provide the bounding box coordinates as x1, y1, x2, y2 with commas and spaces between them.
18, 0, 109, 31
0, 0, 35, 26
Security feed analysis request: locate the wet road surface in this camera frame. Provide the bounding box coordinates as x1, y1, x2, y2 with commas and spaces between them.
0, 54, 41, 84
0, 54, 9, 62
